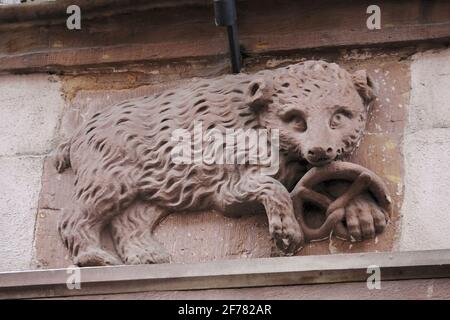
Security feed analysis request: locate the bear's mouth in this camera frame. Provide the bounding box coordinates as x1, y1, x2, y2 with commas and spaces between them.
306, 156, 334, 167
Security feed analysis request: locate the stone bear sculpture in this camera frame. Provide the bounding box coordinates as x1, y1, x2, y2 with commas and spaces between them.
54, 60, 386, 266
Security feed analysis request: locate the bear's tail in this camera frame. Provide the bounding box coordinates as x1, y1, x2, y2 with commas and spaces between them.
54, 139, 71, 173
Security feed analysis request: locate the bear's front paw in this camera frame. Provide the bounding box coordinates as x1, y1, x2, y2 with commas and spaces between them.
344, 193, 388, 241
269, 213, 304, 254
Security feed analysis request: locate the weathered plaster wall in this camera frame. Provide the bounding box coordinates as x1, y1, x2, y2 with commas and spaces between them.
0, 75, 64, 271
0, 47, 449, 272
398, 48, 450, 250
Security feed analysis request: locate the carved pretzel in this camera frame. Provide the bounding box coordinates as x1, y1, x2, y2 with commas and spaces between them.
291, 162, 392, 242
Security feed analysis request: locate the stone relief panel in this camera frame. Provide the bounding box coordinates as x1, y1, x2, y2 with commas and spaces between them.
34, 54, 408, 268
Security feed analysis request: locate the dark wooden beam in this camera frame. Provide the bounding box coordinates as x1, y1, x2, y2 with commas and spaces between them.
0, 0, 449, 73
0, 0, 211, 23
1, 249, 450, 299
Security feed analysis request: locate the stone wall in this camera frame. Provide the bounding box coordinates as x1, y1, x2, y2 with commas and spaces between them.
0, 75, 64, 271
0, 47, 449, 272
398, 48, 450, 250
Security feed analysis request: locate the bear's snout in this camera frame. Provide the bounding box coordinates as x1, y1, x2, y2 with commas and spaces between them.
306, 146, 335, 166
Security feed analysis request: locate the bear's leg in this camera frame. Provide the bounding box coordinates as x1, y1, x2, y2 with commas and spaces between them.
217, 173, 304, 254
59, 207, 122, 266
59, 172, 137, 266
110, 202, 170, 264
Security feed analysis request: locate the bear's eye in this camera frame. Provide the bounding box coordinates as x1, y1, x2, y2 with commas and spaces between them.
291, 115, 307, 132
281, 110, 307, 132
330, 109, 353, 129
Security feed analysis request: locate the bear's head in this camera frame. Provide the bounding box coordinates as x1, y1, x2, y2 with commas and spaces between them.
246, 60, 376, 166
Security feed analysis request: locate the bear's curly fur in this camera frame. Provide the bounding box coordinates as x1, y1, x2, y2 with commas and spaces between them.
55, 60, 377, 266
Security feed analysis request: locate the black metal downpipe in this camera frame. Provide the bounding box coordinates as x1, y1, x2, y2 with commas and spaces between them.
213, 0, 242, 73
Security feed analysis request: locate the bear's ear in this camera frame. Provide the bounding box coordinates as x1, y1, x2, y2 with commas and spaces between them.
352, 70, 377, 107
245, 77, 274, 112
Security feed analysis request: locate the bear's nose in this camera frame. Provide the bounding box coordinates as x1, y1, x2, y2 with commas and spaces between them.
307, 147, 334, 164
